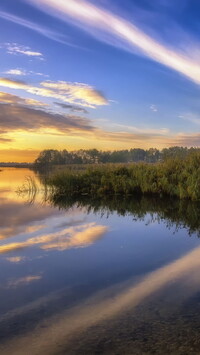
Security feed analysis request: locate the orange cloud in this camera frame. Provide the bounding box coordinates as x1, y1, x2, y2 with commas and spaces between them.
0, 91, 47, 106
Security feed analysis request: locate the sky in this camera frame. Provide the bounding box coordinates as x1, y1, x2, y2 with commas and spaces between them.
0, 0, 200, 162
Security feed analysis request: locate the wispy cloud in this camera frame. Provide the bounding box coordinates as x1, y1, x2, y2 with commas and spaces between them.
23, 98, 48, 107
3, 68, 49, 77
150, 104, 158, 112
0, 77, 108, 108
4, 69, 26, 76
41, 81, 108, 107
4, 43, 43, 58
0, 77, 27, 89
0, 137, 13, 143
54, 102, 88, 114
25, 0, 200, 85
0, 91, 47, 107
105, 122, 167, 135
179, 113, 200, 125
29, 71, 49, 78
0, 10, 70, 45
0, 102, 94, 136
169, 132, 200, 147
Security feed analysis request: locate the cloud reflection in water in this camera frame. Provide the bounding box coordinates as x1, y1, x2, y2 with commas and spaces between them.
0, 223, 108, 254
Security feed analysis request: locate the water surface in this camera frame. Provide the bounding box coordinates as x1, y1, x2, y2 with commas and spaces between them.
0, 168, 200, 354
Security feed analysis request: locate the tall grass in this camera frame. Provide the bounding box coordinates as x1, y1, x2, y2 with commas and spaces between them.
48, 152, 200, 201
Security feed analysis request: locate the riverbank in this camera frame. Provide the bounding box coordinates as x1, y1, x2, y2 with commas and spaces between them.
48, 153, 200, 201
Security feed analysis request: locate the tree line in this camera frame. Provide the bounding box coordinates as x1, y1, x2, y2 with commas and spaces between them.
34, 146, 200, 167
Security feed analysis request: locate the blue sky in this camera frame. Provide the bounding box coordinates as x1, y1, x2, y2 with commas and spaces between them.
0, 0, 200, 161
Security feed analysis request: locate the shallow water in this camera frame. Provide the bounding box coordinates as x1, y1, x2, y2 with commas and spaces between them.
0, 168, 200, 354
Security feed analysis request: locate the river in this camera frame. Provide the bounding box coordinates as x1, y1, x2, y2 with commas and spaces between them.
0, 168, 200, 354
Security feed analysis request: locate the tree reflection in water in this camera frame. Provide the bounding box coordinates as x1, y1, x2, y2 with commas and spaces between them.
48, 193, 200, 238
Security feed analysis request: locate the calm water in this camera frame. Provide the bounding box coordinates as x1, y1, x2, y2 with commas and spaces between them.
0, 168, 200, 354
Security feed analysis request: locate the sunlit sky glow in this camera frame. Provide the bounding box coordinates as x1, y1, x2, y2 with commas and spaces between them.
1, 0, 200, 161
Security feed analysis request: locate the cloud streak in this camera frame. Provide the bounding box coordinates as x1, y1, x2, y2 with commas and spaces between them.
25, 0, 200, 85
54, 102, 88, 114
3, 68, 49, 78
0, 137, 13, 143
5, 43, 43, 58
0, 10, 69, 45
0, 103, 94, 135
0, 77, 108, 108
179, 113, 200, 126
169, 132, 200, 147
41, 80, 108, 107
0, 91, 47, 106
4, 69, 26, 76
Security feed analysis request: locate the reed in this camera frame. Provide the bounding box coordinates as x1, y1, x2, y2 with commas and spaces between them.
47, 152, 200, 201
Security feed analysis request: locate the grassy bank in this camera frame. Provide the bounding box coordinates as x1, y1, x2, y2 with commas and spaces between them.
48, 153, 200, 201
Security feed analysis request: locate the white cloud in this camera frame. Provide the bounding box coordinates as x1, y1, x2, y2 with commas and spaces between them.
150, 104, 158, 112
25, 0, 200, 85
29, 71, 49, 78
4, 69, 26, 76
3, 68, 49, 77
4, 43, 43, 58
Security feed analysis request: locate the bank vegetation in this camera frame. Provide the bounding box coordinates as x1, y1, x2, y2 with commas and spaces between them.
47, 151, 200, 201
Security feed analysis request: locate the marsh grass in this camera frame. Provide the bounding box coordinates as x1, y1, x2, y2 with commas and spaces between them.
47, 153, 200, 201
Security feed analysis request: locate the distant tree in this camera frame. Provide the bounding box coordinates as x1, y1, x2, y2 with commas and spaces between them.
146, 148, 160, 163
34, 149, 62, 167
161, 146, 188, 161
129, 148, 146, 162
34, 146, 200, 168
